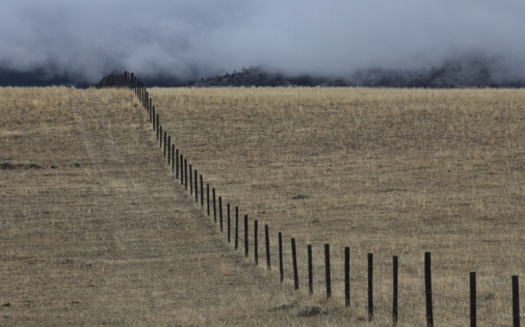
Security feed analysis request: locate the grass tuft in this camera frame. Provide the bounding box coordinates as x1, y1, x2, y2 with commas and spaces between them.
297, 305, 329, 317
67, 160, 82, 167
292, 194, 309, 200
23, 162, 45, 169
0, 162, 18, 170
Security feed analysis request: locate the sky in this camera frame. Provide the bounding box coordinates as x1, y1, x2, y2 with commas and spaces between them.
1, 0, 524, 83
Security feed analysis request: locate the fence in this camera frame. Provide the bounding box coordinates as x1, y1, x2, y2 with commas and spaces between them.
97, 72, 523, 327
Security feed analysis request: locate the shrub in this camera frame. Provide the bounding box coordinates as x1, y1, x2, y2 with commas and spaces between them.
292, 194, 309, 200
0, 162, 17, 170
23, 162, 45, 169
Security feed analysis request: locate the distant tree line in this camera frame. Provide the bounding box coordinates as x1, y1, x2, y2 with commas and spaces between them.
189, 58, 525, 88
1, 54, 524, 88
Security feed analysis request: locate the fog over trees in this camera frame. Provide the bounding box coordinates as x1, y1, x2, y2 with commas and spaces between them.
1, 1, 524, 87
2, 53, 522, 88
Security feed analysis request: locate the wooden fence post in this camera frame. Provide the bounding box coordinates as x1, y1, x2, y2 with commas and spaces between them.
345, 247, 350, 307
175, 149, 179, 179
168, 136, 171, 164
227, 204, 231, 243
244, 215, 249, 257
235, 207, 239, 250
189, 164, 193, 194
393, 256, 399, 325
156, 114, 159, 136
194, 170, 198, 203
149, 100, 152, 122
325, 244, 331, 298
368, 253, 373, 322
212, 188, 216, 222
265, 225, 270, 271
159, 125, 166, 149
513, 275, 520, 327
152, 106, 156, 130
470, 272, 476, 327
254, 220, 258, 265
425, 252, 433, 327
279, 232, 284, 282
200, 175, 204, 208
207, 184, 210, 216
219, 196, 223, 232
308, 244, 313, 295
180, 155, 184, 185
292, 238, 298, 290
184, 159, 188, 190
163, 131, 167, 156
171, 145, 175, 173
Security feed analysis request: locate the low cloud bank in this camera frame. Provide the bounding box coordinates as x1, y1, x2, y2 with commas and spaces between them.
1, 1, 524, 87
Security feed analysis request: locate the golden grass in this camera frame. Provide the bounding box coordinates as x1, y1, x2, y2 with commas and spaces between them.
149, 87, 525, 326
3, 86, 525, 326
1, 87, 342, 326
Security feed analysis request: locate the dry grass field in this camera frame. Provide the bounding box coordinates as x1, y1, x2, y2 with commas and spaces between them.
149, 87, 525, 326
2, 86, 525, 326
0, 87, 347, 327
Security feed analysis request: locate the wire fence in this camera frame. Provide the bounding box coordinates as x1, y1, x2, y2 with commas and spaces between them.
97, 72, 523, 327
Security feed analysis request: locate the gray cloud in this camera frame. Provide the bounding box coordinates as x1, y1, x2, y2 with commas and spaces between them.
1, 0, 524, 83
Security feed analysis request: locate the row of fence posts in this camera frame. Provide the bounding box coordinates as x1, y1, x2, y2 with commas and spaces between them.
96, 72, 522, 327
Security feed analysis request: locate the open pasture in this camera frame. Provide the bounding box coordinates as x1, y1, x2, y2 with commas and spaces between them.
2, 85, 525, 326
150, 87, 525, 325
1, 87, 347, 326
